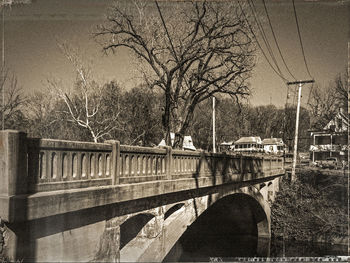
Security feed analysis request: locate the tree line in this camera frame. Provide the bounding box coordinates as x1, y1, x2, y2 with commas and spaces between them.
0, 64, 346, 152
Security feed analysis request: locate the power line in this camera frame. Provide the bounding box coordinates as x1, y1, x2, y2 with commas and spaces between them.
292, 0, 313, 79
238, 0, 289, 83
261, 0, 297, 81
247, 0, 294, 109
248, 0, 285, 79
154, 0, 178, 63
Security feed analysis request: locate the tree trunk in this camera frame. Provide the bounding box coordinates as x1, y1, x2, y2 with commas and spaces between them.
172, 100, 196, 149
164, 86, 172, 146
89, 128, 98, 143
173, 132, 184, 150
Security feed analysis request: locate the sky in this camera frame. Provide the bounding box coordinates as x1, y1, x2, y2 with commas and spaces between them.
2, 0, 349, 108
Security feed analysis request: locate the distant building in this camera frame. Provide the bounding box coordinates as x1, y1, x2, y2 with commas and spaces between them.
219, 141, 234, 152
309, 110, 349, 163
158, 132, 196, 151
233, 136, 264, 153
262, 138, 285, 154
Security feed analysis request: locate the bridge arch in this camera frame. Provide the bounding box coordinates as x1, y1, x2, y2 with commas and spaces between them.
161, 187, 270, 261
164, 203, 185, 220
127, 186, 272, 262
215, 186, 271, 238
120, 213, 155, 250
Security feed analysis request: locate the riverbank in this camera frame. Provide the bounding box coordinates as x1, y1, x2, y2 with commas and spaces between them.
270, 238, 347, 257
296, 166, 349, 177
271, 168, 347, 253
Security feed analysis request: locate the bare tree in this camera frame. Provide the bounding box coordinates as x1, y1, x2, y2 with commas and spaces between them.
25, 90, 56, 136
0, 67, 25, 129
120, 85, 163, 146
308, 72, 348, 130
48, 43, 122, 143
96, 0, 255, 148
333, 71, 348, 112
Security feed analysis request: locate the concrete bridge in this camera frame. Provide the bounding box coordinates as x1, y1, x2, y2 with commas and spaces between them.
0, 130, 284, 262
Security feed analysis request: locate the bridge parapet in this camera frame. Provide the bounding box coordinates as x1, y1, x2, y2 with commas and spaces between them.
26, 137, 113, 193
119, 145, 167, 184
0, 130, 284, 194
0, 130, 284, 223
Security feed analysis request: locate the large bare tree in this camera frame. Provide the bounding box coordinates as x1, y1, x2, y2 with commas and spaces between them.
97, 0, 255, 148
308, 71, 348, 130
333, 71, 348, 112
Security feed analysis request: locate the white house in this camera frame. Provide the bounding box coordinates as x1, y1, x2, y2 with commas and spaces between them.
233, 136, 264, 153
309, 109, 349, 163
219, 141, 234, 152
158, 132, 196, 151
262, 138, 285, 154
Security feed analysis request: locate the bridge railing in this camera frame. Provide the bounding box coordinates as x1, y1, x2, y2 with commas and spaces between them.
118, 145, 168, 184
171, 150, 202, 178
0, 130, 284, 196
26, 138, 114, 192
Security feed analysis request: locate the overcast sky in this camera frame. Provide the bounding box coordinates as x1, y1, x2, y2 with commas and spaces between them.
2, 0, 349, 107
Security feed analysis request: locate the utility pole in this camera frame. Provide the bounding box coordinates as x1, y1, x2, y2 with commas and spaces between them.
287, 79, 314, 181
212, 96, 216, 153
347, 41, 349, 257
2, 2, 5, 131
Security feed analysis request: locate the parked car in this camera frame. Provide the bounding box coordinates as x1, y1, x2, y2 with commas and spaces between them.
316, 157, 342, 169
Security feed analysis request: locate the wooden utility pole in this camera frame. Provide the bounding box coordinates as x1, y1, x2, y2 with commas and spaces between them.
287, 79, 314, 181
212, 96, 216, 153
347, 41, 349, 257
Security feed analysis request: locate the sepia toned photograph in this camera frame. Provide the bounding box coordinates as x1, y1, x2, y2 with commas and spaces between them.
0, 0, 349, 262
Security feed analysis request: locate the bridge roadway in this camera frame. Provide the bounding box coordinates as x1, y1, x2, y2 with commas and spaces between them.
0, 130, 285, 262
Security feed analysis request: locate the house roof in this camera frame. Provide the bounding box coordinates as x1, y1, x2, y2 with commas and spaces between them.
158, 132, 196, 151
182, 136, 196, 151
234, 136, 262, 144
323, 110, 349, 132
262, 138, 284, 145
220, 141, 234, 146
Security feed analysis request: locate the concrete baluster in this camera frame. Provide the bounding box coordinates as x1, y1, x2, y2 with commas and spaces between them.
199, 151, 205, 176
106, 154, 111, 177
130, 155, 135, 175
152, 157, 156, 175
137, 156, 141, 175
89, 154, 95, 178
